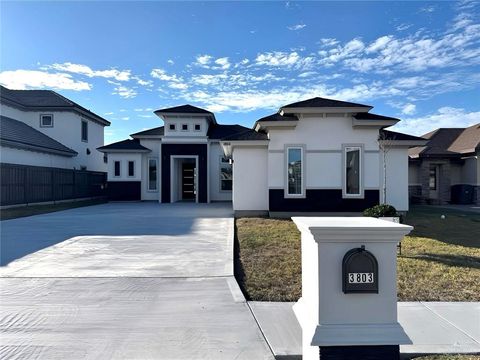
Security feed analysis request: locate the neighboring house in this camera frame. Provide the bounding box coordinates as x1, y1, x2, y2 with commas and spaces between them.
409, 124, 480, 205
100, 98, 426, 215
0, 85, 110, 171
0, 86, 111, 206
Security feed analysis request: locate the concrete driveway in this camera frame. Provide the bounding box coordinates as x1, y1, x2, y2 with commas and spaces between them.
0, 202, 273, 360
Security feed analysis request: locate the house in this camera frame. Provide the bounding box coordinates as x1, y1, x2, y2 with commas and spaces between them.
99, 97, 426, 215
0, 85, 111, 206
409, 124, 480, 205
0, 85, 110, 172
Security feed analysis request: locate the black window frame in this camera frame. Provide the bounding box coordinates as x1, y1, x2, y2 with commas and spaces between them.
128, 160, 135, 177
114, 161, 121, 177
81, 120, 88, 142
40, 114, 54, 128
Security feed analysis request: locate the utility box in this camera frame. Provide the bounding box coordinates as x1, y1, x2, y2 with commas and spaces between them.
292, 217, 413, 360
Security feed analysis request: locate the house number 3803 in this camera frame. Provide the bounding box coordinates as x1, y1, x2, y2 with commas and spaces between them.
348, 273, 374, 284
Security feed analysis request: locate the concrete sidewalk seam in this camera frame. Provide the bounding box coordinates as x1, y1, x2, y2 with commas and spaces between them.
247, 301, 277, 358
421, 302, 480, 346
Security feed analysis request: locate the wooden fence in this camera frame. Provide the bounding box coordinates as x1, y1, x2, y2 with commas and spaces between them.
1, 163, 107, 206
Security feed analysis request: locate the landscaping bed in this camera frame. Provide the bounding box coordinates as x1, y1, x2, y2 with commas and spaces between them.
235, 206, 480, 302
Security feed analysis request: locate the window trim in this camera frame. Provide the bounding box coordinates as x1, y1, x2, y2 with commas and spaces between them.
128, 160, 135, 177
284, 144, 306, 198
147, 158, 158, 192
181, 123, 189, 131
114, 160, 121, 177
81, 120, 88, 142
194, 124, 201, 132
342, 144, 365, 199
219, 155, 233, 193
40, 114, 54, 128
429, 166, 437, 191
169, 123, 176, 131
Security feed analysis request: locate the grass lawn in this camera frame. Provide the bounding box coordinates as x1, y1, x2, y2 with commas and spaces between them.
235, 205, 480, 302
0, 198, 107, 220
413, 356, 480, 360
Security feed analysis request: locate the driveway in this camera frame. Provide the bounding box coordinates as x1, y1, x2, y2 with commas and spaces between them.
0, 202, 273, 359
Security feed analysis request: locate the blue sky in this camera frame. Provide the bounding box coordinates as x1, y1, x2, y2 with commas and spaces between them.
1, 1, 479, 144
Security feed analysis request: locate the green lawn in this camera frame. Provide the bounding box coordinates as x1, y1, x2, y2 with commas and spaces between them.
0, 198, 107, 220
413, 356, 480, 360
235, 206, 480, 302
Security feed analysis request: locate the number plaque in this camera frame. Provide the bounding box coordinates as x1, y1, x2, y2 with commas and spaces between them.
342, 246, 378, 294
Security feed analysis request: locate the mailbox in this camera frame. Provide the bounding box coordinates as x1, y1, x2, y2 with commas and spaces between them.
342, 245, 378, 294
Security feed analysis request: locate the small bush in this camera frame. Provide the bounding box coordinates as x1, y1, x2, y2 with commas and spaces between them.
363, 204, 398, 218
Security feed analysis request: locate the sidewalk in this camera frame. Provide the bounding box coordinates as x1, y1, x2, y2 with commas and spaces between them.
249, 301, 480, 359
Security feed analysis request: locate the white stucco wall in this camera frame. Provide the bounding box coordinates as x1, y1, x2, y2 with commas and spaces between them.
382, 147, 409, 211
106, 153, 143, 181
1, 104, 106, 172
0, 145, 73, 169
138, 139, 161, 201
209, 142, 232, 202
162, 116, 209, 138
232, 146, 268, 211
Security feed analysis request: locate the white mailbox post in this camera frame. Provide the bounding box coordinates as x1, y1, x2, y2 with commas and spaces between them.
292, 217, 413, 360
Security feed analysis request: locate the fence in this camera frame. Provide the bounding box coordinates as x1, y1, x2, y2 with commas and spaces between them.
1, 163, 107, 206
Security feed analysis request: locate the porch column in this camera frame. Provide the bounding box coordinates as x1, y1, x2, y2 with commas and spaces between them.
292, 217, 413, 360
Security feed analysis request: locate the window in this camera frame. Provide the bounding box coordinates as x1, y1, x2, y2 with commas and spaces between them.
148, 158, 158, 191
194, 124, 201, 131
429, 166, 437, 190
182, 124, 188, 131
220, 156, 232, 191
114, 161, 121, 177
343, 145, 363, 198
128, 161, 135, 177
169, 124, 176, 131
81, 120, 88, 142
286, 146, 304, 197
103, 153, 108, 164
40, 114, 53, 127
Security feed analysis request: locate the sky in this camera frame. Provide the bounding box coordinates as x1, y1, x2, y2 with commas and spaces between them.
1, 1, 479, 145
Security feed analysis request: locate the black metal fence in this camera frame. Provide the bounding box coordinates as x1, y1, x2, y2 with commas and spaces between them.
1, 163, 107, 206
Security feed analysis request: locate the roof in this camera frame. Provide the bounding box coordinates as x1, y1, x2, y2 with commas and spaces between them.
0, 115, 77, 156
97, 139, 151, 152
208, 124, 268, 141
448, 123, 480, 154
281, 97, 371, 109
256, 113, 299, 122
354, 112, 400, 122
409, 127, 478, 158
154, 104, 212, 115
130, 126, 164, 137
0, 86, 110, 126
380, 129, 427, 142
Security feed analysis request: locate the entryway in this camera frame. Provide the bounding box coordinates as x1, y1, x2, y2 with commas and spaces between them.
170, 156, 198, 202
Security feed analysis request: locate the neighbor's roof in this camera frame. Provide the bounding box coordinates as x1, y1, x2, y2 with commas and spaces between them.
281, 97, 371, 109
0, 86, 110, 126
97, 139, 151, 152
131, 126, 165, 137
154, 104, 213, 115
380, 129, 427, 142
0, 115, 77, 157
409, 126, 480, 158
208, 124, 267, 140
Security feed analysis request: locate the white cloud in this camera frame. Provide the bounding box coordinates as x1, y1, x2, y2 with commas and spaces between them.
195, 54, 213, 67
366, 36, 393, 53
0, 70, 91, 91
133, 76, 153, 86
214, 57, 230, 70
393, 107, 480, 135
112, 86, 137, 99
319, 38, 339, 47
121, 116, 130, 121
255, 51, 314, 69
401, 103, 416, 115
396, 23, 412, 31
150, 68, 183, 82
48, 62, 131, 81
138, 114, 154, 118
104, 112, 114, 115
287, 23, 306, 31
168, 82, 188, 90
167, 59, 175, 65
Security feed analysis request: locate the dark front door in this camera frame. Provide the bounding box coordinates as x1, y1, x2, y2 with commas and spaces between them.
182, 162, 196, 200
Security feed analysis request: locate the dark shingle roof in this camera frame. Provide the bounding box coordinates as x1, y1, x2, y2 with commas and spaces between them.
154, 104, 212, 115
0, 115, 77, 156
256, 113, 299, 122
282, 97, 371, 109
409, 128, 466, 158
131, 126, 164, 137
97, 139, 151, 152
207, 124, 267, 140
354, 112, 400, 122
0, 86, 110, 126
448, 123, 480, 154
380, 129, 427, 142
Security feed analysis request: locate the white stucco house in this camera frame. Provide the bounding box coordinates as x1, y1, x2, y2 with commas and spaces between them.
0, 85, 110, 172
98, 97, 426, 215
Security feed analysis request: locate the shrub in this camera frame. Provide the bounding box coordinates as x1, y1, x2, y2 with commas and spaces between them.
363, 204, 398, 218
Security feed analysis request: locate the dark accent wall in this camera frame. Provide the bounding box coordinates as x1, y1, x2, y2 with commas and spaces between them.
319, 345, 399, 360
161, 144, 208, 203
0, 163, 107, 206
269, 189, 379, 212
107, 181, 141, 201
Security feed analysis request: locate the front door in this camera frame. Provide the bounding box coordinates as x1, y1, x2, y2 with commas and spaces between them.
182, 162, 196, 200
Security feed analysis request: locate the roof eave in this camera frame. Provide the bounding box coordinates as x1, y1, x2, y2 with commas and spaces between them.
380, 140, 429, 147
0, 139, 78, 157
353, 119, 399, 127
96, 148, 151, 153
254, 120, 298, 132
280, 106, 372, 115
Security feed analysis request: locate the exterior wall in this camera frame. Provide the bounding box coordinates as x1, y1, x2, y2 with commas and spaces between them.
232, 146, 268, 211
1, 104, 106, 171
461, 157, 478, 185
383, 147, 409, 211
209, 142, 232, 201
139, 139, 161, 201
162, 116, 209, 138
0, 145, 72, 169
106, 153, 143, 181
